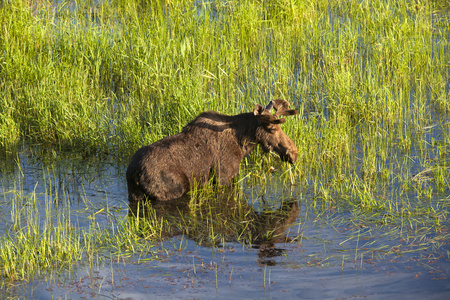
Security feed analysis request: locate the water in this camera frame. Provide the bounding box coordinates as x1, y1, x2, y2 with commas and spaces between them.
1, 147, 449, 299
25, 239, 450, 299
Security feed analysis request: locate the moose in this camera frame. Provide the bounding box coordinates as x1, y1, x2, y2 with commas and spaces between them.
126, 99, 298, 202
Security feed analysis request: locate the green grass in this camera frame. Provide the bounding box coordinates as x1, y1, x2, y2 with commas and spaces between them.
0, 0, 449, 284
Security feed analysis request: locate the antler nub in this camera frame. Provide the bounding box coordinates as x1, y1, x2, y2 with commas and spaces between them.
265, 101, 274, 111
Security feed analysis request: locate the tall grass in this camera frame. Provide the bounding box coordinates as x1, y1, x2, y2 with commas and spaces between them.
1, 0, 447, 150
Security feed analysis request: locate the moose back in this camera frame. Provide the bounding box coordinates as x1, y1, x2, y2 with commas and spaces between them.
126, 99, 298, 202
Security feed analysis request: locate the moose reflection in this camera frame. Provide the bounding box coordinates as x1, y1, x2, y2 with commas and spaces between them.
128, 188, 299, 265
126, 100, 298, 202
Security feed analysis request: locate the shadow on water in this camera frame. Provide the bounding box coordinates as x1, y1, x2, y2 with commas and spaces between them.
128, 187, 300, 266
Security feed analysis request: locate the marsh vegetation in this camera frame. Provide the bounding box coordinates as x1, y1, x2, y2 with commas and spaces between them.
1, 0, 449, 298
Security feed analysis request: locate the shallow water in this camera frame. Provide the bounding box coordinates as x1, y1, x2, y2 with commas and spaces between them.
1, 148, 449, 299
20, 239, 450, 299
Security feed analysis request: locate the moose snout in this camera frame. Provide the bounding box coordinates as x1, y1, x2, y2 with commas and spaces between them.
287, 148, 298, 164
280, 146, 298, 164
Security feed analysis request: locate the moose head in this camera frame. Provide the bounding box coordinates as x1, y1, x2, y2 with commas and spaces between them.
254, 99, 298, 164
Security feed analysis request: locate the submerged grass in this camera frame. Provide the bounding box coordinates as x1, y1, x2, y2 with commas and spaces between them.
0, 188, 81, 280
0, 171, 81, 281
0, 0, 449, 285
0, 166, 158, 282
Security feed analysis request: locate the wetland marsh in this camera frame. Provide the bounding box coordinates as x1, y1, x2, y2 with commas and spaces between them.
1, 0, 450, 298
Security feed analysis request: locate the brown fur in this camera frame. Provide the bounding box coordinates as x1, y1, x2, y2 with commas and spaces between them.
126, 100, 298, 202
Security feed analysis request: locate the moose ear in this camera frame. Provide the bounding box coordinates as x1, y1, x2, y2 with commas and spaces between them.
253, 104, 265, 116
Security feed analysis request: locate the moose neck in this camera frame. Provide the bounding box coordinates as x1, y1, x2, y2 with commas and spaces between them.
231, 112, 260, 157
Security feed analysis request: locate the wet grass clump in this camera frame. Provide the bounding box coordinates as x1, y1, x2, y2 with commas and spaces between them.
0, 165, 159, 282
0, 187, 81, 280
